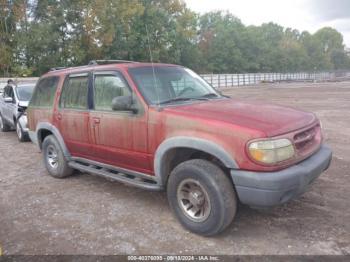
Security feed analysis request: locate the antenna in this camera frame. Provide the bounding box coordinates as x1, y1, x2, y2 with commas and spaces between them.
145, 24, 160, 106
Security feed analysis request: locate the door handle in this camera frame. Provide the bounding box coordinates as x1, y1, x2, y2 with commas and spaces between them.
93, 117, 100, 124
57, 113, 62, 120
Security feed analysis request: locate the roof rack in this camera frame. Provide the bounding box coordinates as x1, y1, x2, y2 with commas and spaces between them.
50, 67, 66, 71
88, 60, 137, 65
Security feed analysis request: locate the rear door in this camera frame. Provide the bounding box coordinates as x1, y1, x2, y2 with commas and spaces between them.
89, 71, 151, 173
56, 72, 93, 158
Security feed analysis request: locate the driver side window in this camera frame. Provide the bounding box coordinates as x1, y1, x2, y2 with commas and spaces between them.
94, 73, 131, 111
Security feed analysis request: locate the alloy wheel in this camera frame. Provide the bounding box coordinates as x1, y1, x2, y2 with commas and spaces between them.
46, 145, 59, 169
177, 178, 211, 222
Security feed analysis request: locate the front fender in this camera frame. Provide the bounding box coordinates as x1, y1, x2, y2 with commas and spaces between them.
154, 136, 238, 186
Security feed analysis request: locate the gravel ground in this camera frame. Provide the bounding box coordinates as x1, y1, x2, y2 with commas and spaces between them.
0, 81, 349, 255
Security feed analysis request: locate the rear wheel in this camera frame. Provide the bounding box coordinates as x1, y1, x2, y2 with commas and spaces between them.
0, 114, 11, 132
42, 135, 73, 178
16, 121, 29, 142
167, 159, 237, 236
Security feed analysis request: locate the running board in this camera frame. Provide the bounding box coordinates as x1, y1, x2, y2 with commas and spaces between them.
68, 158, 163, 191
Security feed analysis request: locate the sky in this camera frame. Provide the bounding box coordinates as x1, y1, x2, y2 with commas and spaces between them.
184, 0, 350, 48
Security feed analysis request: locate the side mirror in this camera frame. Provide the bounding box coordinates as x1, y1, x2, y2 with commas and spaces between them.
4, 97, 13, 103
112, 95, 138, 113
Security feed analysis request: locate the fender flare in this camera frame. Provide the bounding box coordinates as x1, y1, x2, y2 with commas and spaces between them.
154, 136, 238, 186
35, 122, 71, 159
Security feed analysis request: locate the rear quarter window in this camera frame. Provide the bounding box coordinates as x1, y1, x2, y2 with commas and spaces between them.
30, 76, 60, 107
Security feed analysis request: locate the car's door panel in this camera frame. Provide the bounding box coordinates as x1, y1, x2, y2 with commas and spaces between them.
56, 73, 93, 158
89, 71, 151, 173
57, 110, 92, 157
89, 111, 150, 172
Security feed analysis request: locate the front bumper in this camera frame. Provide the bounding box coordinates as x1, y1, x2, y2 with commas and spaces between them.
231, 145, 332, 208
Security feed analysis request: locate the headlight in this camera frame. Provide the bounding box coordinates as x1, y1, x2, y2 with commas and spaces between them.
248, 138, 295, 164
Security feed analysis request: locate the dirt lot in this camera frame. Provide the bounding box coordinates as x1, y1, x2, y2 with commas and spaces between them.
0, 81, 349, 255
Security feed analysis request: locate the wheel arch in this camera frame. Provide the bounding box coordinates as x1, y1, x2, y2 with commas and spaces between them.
36, 122, 71, 159
154, 136, 238, 186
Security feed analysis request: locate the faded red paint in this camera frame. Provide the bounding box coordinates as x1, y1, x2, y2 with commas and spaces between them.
28, 63, 323, 175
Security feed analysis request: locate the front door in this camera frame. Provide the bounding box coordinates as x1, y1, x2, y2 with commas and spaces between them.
56, 72, 93, 158
89, 71, 151, 174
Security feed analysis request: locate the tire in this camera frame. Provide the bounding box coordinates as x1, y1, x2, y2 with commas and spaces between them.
16, 121, 29, 142
167, 159, 237, 236
0, 114, 11, 132
42, 135, 73, 178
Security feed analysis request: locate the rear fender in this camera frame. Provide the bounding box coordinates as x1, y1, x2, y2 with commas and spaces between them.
35, 122, 71, 159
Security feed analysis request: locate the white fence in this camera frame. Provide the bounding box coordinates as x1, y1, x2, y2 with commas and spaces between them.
201, 71, 350, 89
1, 71, 350, 91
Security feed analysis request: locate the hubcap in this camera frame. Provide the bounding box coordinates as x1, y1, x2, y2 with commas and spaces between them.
16, 122, 22, 139
177, 178, 211, 222
46, 145, 59, 169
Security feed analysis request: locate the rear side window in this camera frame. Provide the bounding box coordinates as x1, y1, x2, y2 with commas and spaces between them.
30, 76, 59, 107
59, 74, 89, 109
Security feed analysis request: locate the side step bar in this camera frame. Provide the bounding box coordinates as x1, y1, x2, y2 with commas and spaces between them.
68, 157, 163, 191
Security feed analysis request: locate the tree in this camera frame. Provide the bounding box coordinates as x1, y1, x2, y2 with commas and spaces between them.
0, 0, 24, 76
198, 11, 247, 73
1, 1, 349, 76
313, 27, 349, 70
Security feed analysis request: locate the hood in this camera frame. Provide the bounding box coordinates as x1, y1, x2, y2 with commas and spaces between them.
163, 98, 317, 137
18, 101, 29, 108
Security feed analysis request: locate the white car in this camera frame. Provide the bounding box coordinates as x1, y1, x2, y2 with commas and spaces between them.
0, 83, 35, 141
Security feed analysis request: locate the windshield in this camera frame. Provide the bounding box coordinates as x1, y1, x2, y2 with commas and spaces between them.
16, 85, 35, 101
128, 66, 220, 105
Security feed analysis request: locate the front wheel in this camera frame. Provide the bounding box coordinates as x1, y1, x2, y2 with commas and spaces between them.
167, 159, 237, 236
42, 135, 73, 178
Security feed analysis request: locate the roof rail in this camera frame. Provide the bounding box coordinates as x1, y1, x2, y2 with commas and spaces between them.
88, 60, 137, 65
50, 67, 66, 71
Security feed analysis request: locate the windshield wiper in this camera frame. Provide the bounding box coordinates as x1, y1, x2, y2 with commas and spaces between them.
202, 92, 230, 98
158, 97, 207, 105
200, 93, 220, 98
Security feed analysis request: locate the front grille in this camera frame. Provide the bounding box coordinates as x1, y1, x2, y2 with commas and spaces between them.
293, 124, 321, 155
294, 126, 316, 150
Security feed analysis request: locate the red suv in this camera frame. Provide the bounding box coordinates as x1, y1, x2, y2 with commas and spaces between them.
27, 60, 332, 236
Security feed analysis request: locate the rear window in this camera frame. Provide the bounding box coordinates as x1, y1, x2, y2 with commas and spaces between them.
30, 77, 59, 107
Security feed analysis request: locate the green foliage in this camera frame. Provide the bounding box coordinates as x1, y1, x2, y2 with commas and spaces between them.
1, 1, 349, 76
